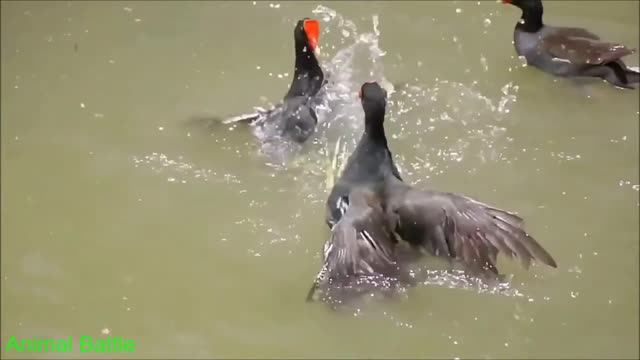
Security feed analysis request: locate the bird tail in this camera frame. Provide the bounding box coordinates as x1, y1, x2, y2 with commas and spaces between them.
625, 66, 640, 84
305, 264, 326, 302
184, 107, 270, 130
220, 111, 261, 124
305, 282, 319, 302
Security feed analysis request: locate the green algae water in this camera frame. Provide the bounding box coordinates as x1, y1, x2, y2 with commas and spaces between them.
1, 1, 638, 359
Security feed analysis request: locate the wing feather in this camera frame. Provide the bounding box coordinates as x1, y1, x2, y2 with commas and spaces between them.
307, 190, 408, 302
553, 26, 601, 41
541, 33, 635, 65
387, 183, 557, 275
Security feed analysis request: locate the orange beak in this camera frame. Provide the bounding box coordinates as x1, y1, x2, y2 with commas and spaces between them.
303, 19, 319, 52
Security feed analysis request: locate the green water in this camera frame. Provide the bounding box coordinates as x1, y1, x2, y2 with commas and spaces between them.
2, 1, 638, 359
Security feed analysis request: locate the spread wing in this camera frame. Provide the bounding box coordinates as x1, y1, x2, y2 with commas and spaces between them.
387, 182, 557, 275
325, 206, 397, 280
307, 199, 399, 301
541, 29, 635, 65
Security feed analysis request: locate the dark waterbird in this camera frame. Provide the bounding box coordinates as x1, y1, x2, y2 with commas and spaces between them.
197, 18, 325, 144
308, 82, 557, 304
503, 0, 639, 89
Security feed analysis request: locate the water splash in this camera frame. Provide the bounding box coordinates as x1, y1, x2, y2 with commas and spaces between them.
386, 79, 518, 184
143, 8, 530, 308
418, 269, 525, 298
288, 6, 396, 196
215, 6, 396, 173
131, 153, 237, 184
290, 8, 530, 306
312, 5, 394, 131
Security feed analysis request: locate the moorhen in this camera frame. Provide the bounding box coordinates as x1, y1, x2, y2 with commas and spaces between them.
311, 82, 557, 302
223, 18, 325, 143
503, 0, 639, 89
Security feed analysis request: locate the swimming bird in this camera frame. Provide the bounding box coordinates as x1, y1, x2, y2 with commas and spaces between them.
320, 82, 557, 291
502, 0, 639, 89
223, 18, 325, 143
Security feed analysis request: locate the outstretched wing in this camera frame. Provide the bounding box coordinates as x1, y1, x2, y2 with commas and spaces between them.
387, 182, 557, 274
541, 29, 635, 65
324, 207, 397, 278
307, 197, 399, 301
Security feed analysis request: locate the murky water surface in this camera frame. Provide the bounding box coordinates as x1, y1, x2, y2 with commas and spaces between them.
2, 1, 638, 359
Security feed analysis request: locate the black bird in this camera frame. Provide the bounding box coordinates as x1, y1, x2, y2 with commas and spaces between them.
325, 84, 402, 229
307, 187, 413, 303
502, 0, 639, 89
321, 82, 557, 287
223, 18, 325, 143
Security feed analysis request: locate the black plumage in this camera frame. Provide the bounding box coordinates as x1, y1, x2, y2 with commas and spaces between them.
224, 18, 325, 143
311, 82, 557, 302
503, 0, 639, 89
307, 187, 412, 303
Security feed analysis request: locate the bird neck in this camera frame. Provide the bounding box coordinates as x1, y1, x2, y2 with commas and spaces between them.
516, 4, 544, 33
286, 43, 323, 98
364, 112, 388, 146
